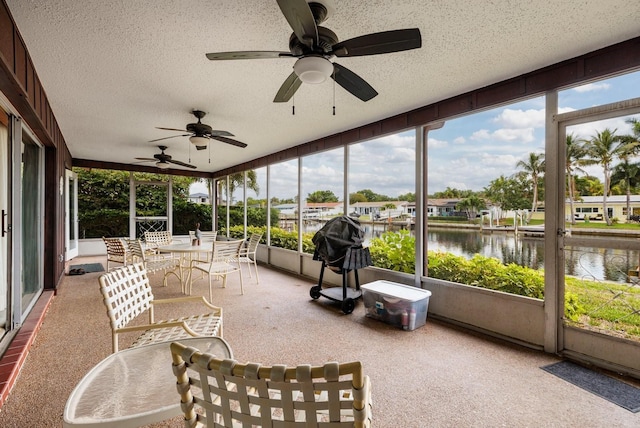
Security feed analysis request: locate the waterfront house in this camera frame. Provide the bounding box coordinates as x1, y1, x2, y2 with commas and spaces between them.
568, 195, 640, 222
188, 192, 210, 205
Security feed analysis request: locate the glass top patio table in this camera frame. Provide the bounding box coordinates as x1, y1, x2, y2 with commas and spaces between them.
157, 242, 212, 253
63, 336, 232, 427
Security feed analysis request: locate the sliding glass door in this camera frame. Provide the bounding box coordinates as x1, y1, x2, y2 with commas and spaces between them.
65, 170, 78, 260
9, 117, 44, 324
0, 109, 8, 337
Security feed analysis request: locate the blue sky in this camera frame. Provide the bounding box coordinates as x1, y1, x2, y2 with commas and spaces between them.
194, 70, 640, 200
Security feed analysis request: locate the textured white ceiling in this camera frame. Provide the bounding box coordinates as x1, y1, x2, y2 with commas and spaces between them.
5, 0, 640, 172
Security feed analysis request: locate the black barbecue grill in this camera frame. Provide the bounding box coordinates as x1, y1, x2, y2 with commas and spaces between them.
310, 216, 372, 314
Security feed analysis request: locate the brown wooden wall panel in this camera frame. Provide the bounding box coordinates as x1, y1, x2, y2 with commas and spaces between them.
358, 122, 382, 141
298, 139, 326, 156
0, 2, 13, 66
323, 134, 342, 150
34, 75, 40, 113
526, 62, 578, 93
437, 94, 472, 119
340, 129, 360, 145
476, 78, 524, 109
584, 40, 640, 77
407, 105, 436, 127
381, 114, 408, 135
26, 56, 34, 103
13, 33, 25, 88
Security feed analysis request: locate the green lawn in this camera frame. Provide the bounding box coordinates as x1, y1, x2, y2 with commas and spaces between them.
566, 277, 640, 340
568, 221, 640, 230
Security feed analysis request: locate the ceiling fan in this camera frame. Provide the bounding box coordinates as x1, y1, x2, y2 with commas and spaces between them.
134, 145, 197, 170
205, 0, 422, 102
150, 110, 247, 150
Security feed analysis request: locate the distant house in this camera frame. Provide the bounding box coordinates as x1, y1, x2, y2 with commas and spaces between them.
273, 203, 297, 218
426, 198, 460, 217
567, 195, 640, 222
350, 201, 409, 219
302, 202, 342, 218
188, 192, 210, 204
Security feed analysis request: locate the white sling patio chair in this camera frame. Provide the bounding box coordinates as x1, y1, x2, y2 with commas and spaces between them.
238, 232, 263, 283
98, 263, 223, 353
102, 237, 133, 271
126, 239, 181, 287
189, 239, 245, 299
170, 341, 372, 427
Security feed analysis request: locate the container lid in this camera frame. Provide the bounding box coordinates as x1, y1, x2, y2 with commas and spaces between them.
361, 280, 431, 301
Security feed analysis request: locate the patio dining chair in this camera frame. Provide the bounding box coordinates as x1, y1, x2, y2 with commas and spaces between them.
170, 341, 372, 427
127, 239, 181, 286
99, 263, 223, 353
189, 230, 218, 263
144, 230, 176, 254
102, 237, 133, 271
238, 232, 263, 283
189, 239, 245, 299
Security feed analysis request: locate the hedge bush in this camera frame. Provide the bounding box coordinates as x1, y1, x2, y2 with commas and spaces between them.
368, 230, 582, 319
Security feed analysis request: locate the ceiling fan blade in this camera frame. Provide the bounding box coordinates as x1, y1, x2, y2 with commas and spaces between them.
210, 130, 234, 137
276, 0, 318, 48
331, 63, 378, 102
206, 51, 295, 60
210, 135, 248, 148
167, 159, 197, 169
156, 127, 189, 132
273, 71, 302, 103
149, 134, 190, 143
332, 28, 422, 57
134, 157, 156, 162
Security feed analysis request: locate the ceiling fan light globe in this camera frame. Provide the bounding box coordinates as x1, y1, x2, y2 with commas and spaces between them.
156, 161, 170, 169
294, 56, 333, 84
190, 136, 209, 147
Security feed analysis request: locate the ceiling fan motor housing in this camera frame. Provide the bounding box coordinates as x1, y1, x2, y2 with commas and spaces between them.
289, 26, 338, 56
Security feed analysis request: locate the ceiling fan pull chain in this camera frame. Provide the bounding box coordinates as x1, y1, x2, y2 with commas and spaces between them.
333, 77, 336, 116
208, 142, 211, 164
292, 95, 295, 116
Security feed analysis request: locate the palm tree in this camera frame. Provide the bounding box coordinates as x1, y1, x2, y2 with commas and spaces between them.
204, 171, 260, 205
456, 195, 486, 220
611, 119, 640, 220
626, 117, 640, 141
611, 159, 640, 220
516, 152, 545, 222
565, 134, 587, 225
582, 128, 631, 225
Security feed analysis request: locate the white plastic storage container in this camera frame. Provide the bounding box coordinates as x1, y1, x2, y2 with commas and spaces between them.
361, 281, 431, 330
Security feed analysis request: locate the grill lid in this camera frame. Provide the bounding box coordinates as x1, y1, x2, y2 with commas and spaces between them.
312, 215, 365, 265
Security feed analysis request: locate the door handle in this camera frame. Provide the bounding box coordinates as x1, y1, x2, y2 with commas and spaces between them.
1, 209, 7, 237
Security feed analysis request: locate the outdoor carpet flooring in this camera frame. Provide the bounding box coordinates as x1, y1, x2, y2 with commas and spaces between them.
68, 263, 105, 273
542, 360, 640, 412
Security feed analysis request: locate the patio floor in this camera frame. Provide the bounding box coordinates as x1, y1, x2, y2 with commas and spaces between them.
1, 255, 639, 427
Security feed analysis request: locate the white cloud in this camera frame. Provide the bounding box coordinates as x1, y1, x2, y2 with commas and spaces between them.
428, 137, 448, 148
480, 153, 519, 167
566, 115, 639, 140
573, 83, 611, 93
453, 136, 466, 144
492, 127, 536, 143
469, 127, 536, 143
492, 108, 545, 128
470, 129, 491, 140
559, 106, 576, 114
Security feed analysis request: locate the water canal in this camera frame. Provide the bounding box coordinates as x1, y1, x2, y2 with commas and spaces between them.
305, 221, 639, 283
